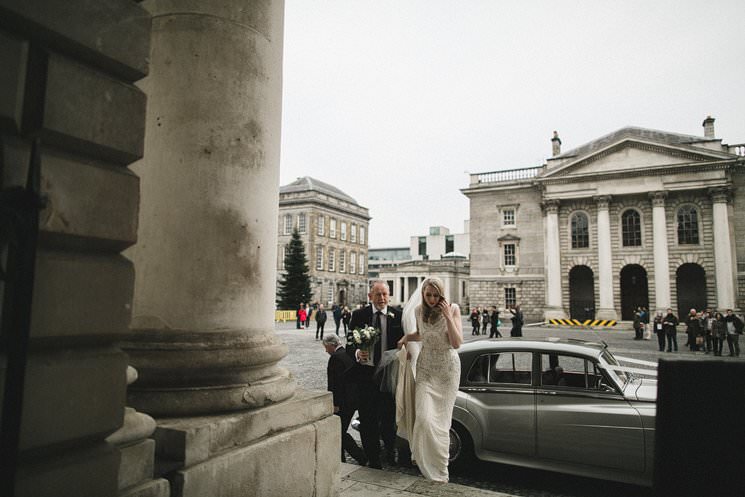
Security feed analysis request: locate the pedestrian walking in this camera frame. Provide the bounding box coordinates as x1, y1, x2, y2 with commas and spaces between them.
509, 305, 524, 337
723, 309, 743, 356
341, 306, 351, 334
333, 303, 342, 336
298, 304, 307, 330
481, 307, 489, 335
489, 306, 502, 338
469, 308, 480, 336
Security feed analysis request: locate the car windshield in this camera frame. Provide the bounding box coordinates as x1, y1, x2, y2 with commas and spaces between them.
601, 349, 629, 388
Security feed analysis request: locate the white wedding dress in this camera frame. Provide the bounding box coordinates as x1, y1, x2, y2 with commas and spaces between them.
410, 305, 460, 482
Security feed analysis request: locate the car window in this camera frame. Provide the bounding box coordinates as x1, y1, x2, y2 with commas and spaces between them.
541, 353, 613, 392
467, 355, 490, 383
488, 352, 532, 385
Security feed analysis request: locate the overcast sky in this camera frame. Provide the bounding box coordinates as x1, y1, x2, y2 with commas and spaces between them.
280, 0, 745, 249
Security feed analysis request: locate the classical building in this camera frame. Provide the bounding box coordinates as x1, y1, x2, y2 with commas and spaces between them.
463, 118, 745, 322
278, 176, 370, 307
367, 246, 411, 279
374, 225, 471, 308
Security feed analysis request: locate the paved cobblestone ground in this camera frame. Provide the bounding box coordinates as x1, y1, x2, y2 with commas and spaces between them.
276, 317, 743, 496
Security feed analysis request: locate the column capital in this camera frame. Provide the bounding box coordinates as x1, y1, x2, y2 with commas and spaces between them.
709, 187, 732, 204
593, 195, 612, 210
541, 199, 560, 214
649, 191, 667, 207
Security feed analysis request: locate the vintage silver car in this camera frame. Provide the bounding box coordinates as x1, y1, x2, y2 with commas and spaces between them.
449, 338, 657, 487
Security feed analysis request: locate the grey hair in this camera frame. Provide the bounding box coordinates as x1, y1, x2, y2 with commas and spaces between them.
368, 279, 389, 292
322, 335, 341, 347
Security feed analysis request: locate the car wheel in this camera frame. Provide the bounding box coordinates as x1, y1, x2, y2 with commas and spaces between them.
448, 422, 474, 471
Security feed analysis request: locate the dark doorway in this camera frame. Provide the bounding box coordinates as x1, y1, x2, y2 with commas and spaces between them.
569, 265, 595, 320
676, 263, 706, 318
620, 265, 649, 320
337, 289, 346, 306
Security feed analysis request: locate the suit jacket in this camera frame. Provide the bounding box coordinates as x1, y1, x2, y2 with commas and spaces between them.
327, 346, 355, 410
346, 305, 404, 381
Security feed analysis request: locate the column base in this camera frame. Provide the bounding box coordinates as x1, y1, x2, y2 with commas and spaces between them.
121, 329, 296, 416
596, 308, 619, 321
543, 307, 567, 320
152, 389, 339, 497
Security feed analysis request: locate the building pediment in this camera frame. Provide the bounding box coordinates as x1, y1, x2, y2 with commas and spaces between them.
541, 138, 733, 180
497, 234, 521, 242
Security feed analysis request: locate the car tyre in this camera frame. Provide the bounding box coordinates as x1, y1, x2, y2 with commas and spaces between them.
448, 422, 475, 471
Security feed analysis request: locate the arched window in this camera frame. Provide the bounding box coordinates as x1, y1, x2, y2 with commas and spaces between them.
570, 212, 589, 249
621, 209, 641, 246
677, 206, 699, 244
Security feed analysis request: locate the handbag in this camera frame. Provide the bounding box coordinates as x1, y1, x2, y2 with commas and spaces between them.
695, 335, 704, 346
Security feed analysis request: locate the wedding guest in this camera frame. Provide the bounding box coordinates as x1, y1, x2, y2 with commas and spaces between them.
315, 303, 328, 340
322, 334, 367, 465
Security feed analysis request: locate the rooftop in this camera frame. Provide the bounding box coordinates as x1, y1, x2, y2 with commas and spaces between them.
280, 176, 358, 205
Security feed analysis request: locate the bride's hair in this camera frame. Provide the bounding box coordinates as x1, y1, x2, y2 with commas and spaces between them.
420, 277, 446, 324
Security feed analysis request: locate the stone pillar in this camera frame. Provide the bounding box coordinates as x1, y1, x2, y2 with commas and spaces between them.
120, 2, 339, 497
404, 275, 410, 303
595, 196, 618, 320
710, 188, 736, 309
123, 0, 294, 417
650, 192, 672, 313
543, 200, 566, 319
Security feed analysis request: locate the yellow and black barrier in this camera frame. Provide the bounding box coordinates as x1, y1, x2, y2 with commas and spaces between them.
275, 310, 297, 322
548, 318, 617, 327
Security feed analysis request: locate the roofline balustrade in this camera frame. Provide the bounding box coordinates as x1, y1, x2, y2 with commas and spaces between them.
470, 166, 543, 186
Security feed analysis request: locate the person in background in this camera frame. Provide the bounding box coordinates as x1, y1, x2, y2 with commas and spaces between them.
653, 311, 666, 351
341, 306, 351, 334
509, 305, 524, 337
315, 303, 328, 340
332, 303, 342, 336
712, 311, 727, 356
469, 308, 480, 336
662, 308, 679, 352
305, 303, 314, 329
489, 306, 502, 338
724, 309, 743, 356
298, 303, 307, 330
685, 308, 702, 352
481, 307, 489, 335
633, 308, 643, 340
702, 310, 714, 354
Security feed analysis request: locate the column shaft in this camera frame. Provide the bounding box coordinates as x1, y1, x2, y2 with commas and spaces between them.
596, 197, 618, 320
651, 193, 671, 312
544, 201, 565, 319
712, 191, 735, 308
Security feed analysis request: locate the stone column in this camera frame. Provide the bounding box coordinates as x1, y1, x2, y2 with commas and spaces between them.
543, 199, 566, 319
595, 196, 618, 320
404, 276, 410, 303
123, 0, 294, 416
710, 188, 736, 309
650, 192, 671, 313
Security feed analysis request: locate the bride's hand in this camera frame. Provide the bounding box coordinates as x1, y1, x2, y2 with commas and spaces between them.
397, 336, 406, 349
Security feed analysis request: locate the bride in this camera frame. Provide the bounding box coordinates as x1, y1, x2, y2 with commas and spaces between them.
397, 277, 463, 483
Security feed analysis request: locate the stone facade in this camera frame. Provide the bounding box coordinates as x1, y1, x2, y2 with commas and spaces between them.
278, 176, 370, 307
463, 121, 745, 322
377, 258, 470, 309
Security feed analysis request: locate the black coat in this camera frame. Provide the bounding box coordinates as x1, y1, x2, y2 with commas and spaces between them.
327, 346, 355, 410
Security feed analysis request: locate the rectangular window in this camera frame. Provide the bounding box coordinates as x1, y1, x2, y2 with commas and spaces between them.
317, 215, 325, 236
298, 213, 306, 234
283, 214, 292, 235
360, 227, 366, 244
351, 224, 357, 243
315, 245, 323, 271
328, 248, 335, 271
504, 243, 516, 266
505, 287, 516, 308
503, 209, 515, 227
330, 218, 337, 238
327, 285, 333, 304
359, 253, 365, 274
341, 222, 347, 241
350, 252, 356, 274
339, 250, 346, 272
445, 235, 454, 254
418, 236, 427, 256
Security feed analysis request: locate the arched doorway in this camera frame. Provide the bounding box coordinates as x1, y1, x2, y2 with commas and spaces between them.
569, 265, 595, 319
620, 264, 649, 320
676, 263, 706, 318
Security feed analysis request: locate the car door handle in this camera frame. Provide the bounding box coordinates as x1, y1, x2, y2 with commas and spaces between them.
464, 387, 488, 392
538, 390, 557, 395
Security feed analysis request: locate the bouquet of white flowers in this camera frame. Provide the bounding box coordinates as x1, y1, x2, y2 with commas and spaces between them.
348, 325, 380, 366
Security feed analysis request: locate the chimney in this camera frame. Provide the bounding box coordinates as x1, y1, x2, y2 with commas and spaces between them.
702, 115, 715, 139
551, 130, 562, 157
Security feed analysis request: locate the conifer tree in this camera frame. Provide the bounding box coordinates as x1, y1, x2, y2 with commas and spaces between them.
276, 228, 313, 309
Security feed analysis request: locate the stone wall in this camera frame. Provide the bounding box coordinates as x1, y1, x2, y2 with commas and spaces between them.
0, 1, 153, 495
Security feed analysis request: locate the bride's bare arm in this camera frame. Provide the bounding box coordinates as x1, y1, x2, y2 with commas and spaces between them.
443, 302, 464, 349
397, 331, 421, 348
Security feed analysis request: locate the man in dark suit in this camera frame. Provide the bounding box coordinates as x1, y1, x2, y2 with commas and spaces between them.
346, 280, 404, 469
323, 334, 367, 465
